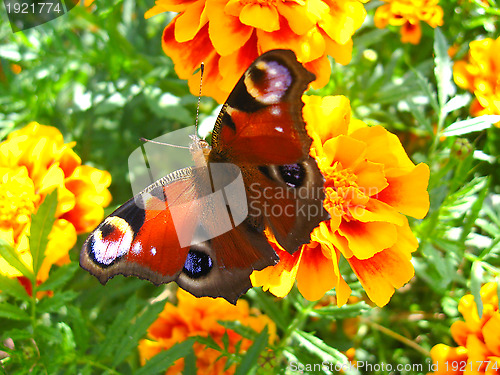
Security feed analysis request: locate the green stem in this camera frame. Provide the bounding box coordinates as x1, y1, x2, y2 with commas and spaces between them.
367, 321, 431, 357
278, 299, 317, 351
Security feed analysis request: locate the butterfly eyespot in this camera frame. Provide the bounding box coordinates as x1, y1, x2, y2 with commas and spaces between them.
279, 163, 306, 188
87, 217, 133, 268
183, 249, 213, 279
245, 61, 292, 105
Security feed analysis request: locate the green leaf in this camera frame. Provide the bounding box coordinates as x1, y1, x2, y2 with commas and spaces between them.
434, 28, 455, 109
0, 303, 30, 321
0, 238, 34, 281
37, 291, 79, 314
218, 320, 259, 341
247, 289, 288, 330
183, 347, 197, 375
442, 115, 500, 136
135, 339, 195, 375
310, 301, 370, 319
0, 273, 30, 301
37, 263, 79, 292
30, 189, 58, 278
234, 326, 268, 375
94, 294, 138, 358
471, 262, 484, 318
112, 299, 167, 366
293, 331, 359, 374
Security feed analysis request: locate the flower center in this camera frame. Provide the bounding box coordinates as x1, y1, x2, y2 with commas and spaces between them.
321, 161, 365, 221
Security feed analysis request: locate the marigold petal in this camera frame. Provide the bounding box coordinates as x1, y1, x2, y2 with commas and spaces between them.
377, 163, 430, 219
303, 95, 350, 146
400, 22, 421, 45
350, 199, 405, 226
250, 248, 301, 298
480, 282, 499, 306
257, 22, 325, 63
466, 334, 490, 363
239, 3, 279, 32
303, 55, 332, 88
207, 0, 253, 55
276, 1, 316, 35
353, 161, 388, 196
450, 320, 469, 347
322, 135, 365, 169
324, 37, 353, 65
350, 125, 415, 169
483, 313, 500, 356
429, 344, 468, 373
338, 221, 397, 260
348, 246, 414, 307
217, 34, 258, 93
174, 0, 207, 42
459, 294, 482, 332
319, 0, 366, 45
296, 243, 336, 301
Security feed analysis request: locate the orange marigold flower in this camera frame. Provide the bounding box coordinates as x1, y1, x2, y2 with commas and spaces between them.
374, 0, 443, 45
453, 37, 500, 118
428, 282, 500, 374
145, 0, 367, 103
251, 95, 430, 307
138, 289, 276, 374
0, 122, 112, 289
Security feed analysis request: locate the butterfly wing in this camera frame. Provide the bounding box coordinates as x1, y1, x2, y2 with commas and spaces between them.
209, 49, 329, 254
80, 166, 278, 304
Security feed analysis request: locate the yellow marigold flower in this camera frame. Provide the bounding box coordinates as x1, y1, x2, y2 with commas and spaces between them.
453, 37, 500, 118
0, 122, 111, 289
145, 0, 366, 103
251, 95, 430, 307
138, 289, 276, 374
374, 0, 443, 45
428, 282, 500, 374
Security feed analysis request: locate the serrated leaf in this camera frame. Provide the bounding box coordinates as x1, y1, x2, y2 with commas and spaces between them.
218, 320, 259, 341
0, 303, 30, 321
234, 326, 268, 375
192, 335, 222, 351
0, 238, 34, 281
442, 94, 471, 115
293, 331, 357, 374
112, 299, 167, 366
135, 339, 195, 375
0, 273, 30, 301
37, 291, 78, 314
442, 115, 500, 136
434, 28, 455, 108
94, 294, 138, 358
30, 190, 58, 278
38, 263, 79, 292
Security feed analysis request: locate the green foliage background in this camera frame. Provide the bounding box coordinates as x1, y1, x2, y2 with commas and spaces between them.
0, 0, 499, 373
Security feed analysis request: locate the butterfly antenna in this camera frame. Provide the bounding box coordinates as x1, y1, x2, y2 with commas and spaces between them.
140, 137, 189, 149
194, 62, 204, 137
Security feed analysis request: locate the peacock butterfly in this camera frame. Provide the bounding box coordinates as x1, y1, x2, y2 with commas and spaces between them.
80, 49, 329, 304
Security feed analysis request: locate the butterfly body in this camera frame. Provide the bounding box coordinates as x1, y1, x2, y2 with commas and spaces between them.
81, 49, 329, 304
